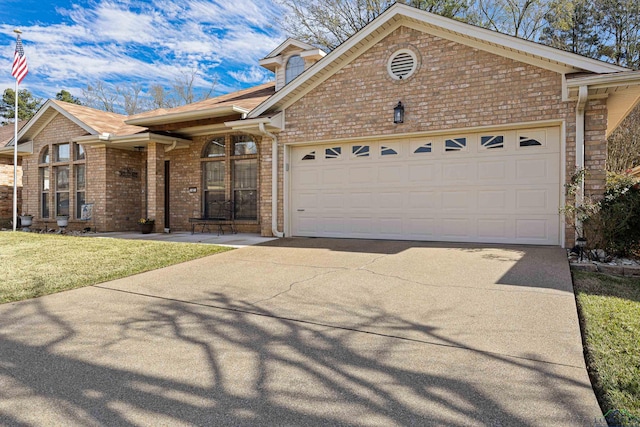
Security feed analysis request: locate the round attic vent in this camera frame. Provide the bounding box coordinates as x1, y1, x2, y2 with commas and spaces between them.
387, 49, 417, 80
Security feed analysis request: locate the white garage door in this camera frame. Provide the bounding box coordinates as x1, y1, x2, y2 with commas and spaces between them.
290, 127, 561, 245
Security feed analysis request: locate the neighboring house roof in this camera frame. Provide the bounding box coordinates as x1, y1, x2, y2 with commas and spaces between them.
249, 2, 630, 119
0, 121, 26, 147
126, 82, 275, 126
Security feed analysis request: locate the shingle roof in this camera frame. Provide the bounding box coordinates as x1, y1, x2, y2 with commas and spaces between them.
0, 122, 27, 147
128, 82, 275, 122
51, 100, 146, 136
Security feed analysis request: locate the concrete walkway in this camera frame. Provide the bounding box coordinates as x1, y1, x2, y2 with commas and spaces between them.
0, 238, 602, 426
91, 231, 278, 247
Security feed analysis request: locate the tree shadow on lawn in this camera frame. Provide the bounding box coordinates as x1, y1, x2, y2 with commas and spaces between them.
0, 292, 598, 426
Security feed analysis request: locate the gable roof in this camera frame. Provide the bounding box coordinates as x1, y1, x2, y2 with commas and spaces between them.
262, 38, 320, 59
126, 82, 275, 126
249, 2, 628, 119
10, 100, 146, 146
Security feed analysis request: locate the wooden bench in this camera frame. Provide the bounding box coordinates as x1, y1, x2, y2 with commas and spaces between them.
189, 201, 236, 235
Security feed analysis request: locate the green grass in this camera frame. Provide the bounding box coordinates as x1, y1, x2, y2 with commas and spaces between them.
573, 271, 640, 424
0, 232, 232, 304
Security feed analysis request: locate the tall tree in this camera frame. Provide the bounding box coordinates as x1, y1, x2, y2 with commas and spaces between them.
540, 0, 600, 57
607, 105, 640, 173
468, 0, 549, 39
277, 0, 469, 52
82, 81, 117, 112
0, 88, 42, 122
55, 90, 82, 105
595, 0, 640, 69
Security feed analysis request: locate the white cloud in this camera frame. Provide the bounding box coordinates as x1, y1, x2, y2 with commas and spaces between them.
0, 0, 285, 102
228, 66, 272, 84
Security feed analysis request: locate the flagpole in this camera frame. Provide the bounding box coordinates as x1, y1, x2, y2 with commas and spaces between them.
12, 29, 21, 232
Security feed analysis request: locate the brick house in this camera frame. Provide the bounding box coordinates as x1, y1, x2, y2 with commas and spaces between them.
5, 4, 640, 246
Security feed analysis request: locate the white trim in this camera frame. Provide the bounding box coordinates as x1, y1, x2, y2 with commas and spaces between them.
282, 119, 564, 146
284, 143, 291, 237
126, 106, 249, 126
566, 71, 640, 89
262, 38, 319, 59
560, 121, 567, 248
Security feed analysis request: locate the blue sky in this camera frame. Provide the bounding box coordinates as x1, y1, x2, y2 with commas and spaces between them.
0, 0, 285, 108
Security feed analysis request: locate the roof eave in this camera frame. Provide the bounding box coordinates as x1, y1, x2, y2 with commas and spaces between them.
125, 106, 250, 126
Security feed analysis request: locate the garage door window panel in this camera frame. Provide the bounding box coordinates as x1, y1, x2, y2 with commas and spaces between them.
381, 146, 398, 156
302, 151, 316, 160
352, 145, 369, 158
517, 130, 546, 148
412, 142, 433, 154
325, 147, 342, 159
445, 138, 467, 152
480, 136, 504, 150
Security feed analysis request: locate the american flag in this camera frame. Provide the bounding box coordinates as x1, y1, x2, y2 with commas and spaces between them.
12, 34, 28, 85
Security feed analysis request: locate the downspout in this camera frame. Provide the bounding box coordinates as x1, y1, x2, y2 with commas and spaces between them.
575, 85, 589, 237
258, 122, 284, 238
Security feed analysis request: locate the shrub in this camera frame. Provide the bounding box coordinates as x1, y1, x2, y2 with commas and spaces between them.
565, 170, 640, 257
595, 173, 640, 256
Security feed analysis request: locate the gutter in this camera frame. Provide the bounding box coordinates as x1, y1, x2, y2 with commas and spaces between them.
258, 122, 284, 238
575, 85, 589, 237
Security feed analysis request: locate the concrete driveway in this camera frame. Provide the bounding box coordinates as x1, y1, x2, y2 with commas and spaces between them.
0, 238, 601, 426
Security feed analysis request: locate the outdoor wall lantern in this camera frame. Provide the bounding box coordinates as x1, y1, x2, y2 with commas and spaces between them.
394, 101, 404, 124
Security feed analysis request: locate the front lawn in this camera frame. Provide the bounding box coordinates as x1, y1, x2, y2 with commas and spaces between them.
0, 232, 231, 304
573, 271, 640, 425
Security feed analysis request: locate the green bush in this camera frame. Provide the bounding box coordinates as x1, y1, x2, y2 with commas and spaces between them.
585, 173, 640, 257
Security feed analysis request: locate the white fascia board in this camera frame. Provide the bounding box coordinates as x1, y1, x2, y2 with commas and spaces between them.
73, 132, 191, 145
566, 71, 640, 89
263, 38, 319, 59
225, 116, 283, 133
259, 56, 282, 72
300, 49, 327, 60
0, 140, 33, 156
126, 106, 249, 126
250, 3, 626, 119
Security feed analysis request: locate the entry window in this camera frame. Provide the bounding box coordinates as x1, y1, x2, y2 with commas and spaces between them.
233, 159, 257, 220
55, 143, 70, 162
203, 162, 225, 218
204, 137, 225, 157
55, 165, 70, 217
39, 147, 50, 218
75, 165, 85, 219
233, 135, 258, 155
40, 143, 86, 219
201, 134, 259, 221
